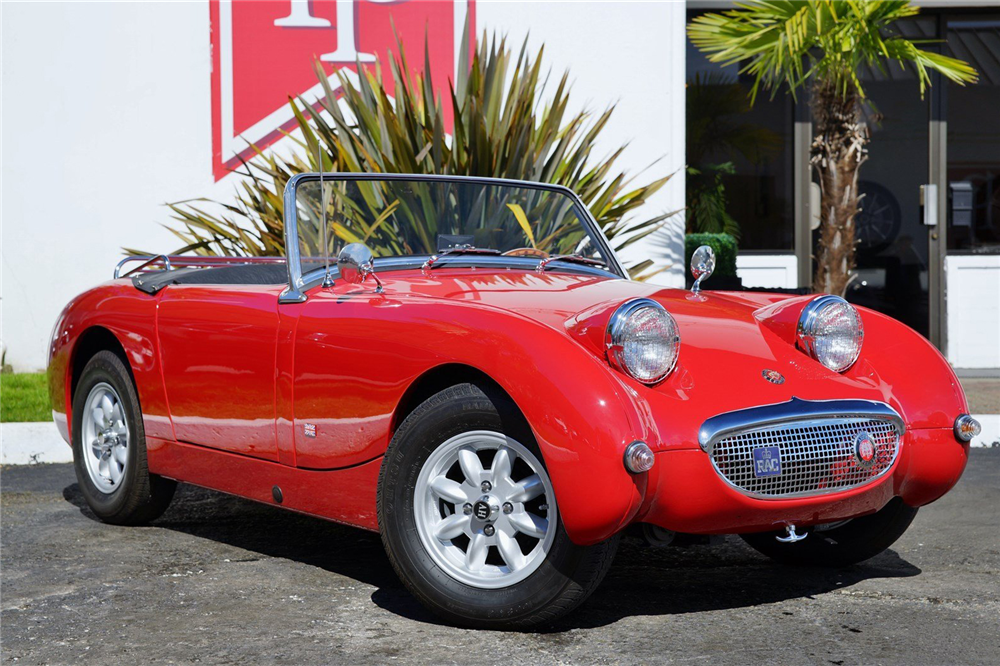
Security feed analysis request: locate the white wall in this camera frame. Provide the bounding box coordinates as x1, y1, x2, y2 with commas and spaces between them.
945, 255, 1000, 369
736, 254, 798, 289
0, 1, 687, 371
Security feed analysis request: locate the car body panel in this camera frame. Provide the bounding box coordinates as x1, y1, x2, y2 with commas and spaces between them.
48, 265, 971, 545
157, 285, 283, 460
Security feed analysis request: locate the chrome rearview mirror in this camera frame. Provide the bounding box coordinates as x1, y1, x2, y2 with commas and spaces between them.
690, 245, 716, 294
337, 242, 383, 293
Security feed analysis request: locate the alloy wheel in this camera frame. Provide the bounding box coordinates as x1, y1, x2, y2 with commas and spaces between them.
413, 430, 556, 589
80, 382, 129, 493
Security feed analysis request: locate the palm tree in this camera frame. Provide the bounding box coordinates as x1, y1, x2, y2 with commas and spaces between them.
688, 0, 977, 295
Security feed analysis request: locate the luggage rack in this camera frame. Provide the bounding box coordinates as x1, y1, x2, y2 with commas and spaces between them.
113, 255, 286, 279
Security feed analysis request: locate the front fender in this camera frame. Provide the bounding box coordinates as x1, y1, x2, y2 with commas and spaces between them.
408, 301, 648, 545
305, 291, 651, 546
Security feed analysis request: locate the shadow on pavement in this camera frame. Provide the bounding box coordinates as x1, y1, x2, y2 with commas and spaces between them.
63, 481, 921, 632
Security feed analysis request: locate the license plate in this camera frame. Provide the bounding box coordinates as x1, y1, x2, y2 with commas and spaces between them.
752, 446, 782, 477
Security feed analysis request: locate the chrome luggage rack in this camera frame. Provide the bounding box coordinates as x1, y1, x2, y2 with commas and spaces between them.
113, 255, 286, 279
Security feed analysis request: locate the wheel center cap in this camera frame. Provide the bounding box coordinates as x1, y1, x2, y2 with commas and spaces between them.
472, 499, 493, 521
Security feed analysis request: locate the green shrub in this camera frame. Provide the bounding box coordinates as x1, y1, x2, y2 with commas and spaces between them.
684, 233, 737, 278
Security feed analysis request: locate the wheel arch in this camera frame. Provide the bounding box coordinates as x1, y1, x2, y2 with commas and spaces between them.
391, 364, 533, 445
70, 326, 132, 399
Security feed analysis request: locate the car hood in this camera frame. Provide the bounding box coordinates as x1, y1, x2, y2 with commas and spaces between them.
390, 269, 966, 433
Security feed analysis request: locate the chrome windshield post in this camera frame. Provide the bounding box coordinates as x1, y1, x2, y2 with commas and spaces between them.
279, 173, 310, 304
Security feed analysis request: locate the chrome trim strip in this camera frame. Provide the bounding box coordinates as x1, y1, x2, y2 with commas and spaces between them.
114, 255, 172, 279
698, 397, 905, 454
278, 173, 629, 303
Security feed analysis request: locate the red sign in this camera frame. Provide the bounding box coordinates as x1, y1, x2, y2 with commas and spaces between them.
210, 0, 475, 180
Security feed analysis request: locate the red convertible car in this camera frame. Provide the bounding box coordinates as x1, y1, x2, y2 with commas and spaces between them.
48, 174, 977, 628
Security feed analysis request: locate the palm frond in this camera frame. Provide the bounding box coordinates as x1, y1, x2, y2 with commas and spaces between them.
688, 0, 977, 102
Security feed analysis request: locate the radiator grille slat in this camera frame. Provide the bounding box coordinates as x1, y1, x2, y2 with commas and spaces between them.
709, 418, 900, 498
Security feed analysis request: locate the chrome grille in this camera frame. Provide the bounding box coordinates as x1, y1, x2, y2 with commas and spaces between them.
709, 417, 900, 498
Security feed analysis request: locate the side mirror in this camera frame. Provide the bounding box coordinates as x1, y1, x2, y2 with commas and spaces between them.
690, 245, 716, 294
336, 242, 383, 293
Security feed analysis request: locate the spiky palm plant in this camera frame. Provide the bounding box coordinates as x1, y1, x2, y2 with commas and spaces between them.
688, 0, 977, 295
149, 33, 674, 279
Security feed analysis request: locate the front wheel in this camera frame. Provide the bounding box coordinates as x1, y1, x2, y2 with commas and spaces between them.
377, 383, 618, 629
740, 498, 918, 567
72, 350, 176, 525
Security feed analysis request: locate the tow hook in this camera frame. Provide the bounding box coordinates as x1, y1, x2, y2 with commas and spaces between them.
776, 524, 808, 543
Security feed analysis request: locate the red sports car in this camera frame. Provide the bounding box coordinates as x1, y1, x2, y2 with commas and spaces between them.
48, 174, 977, 628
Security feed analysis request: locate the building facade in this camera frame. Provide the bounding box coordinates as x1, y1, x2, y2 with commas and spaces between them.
2, 0, 997, 372
689, 1, 1000, 369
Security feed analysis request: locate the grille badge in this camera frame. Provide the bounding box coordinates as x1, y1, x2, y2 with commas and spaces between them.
761, 369, 785, 384
854, 430, 876, 466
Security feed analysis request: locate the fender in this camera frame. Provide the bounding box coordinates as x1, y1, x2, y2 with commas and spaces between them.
47, 283, 173, 445
288, 287, 649, 545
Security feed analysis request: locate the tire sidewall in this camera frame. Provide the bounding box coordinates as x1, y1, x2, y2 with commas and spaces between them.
72, 351, 145, 518
378, 387, 595, 626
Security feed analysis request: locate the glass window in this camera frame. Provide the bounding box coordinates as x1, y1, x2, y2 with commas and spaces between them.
947, 16, 1000, 254
289, 176, 616, 280
685, 35, 795, 251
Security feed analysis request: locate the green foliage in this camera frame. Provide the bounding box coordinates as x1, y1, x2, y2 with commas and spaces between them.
686, 72, 782, 167
685, 233, 738, 278
686, 163, 740, 238
685, 72, 783, 240
150, 32, 676, 280
1, 373, 51, 423
687, 0, 978, 102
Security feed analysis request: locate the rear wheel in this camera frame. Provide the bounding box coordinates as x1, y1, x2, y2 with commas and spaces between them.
740, 498, 918, 567
377, 383, 618, 629
72, 350, 176, 525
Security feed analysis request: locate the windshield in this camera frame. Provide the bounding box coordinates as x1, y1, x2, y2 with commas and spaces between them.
288, 175, 617, 281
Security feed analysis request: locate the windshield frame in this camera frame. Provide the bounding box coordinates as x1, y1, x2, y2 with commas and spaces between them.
279, 173, 627, 303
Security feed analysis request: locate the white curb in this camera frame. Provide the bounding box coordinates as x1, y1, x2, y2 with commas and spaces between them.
0, 414, 996, 466
1, 422, 73, 465
971, 414, 1000, 448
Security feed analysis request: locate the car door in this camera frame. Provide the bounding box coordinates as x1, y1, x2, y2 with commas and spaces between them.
157, 285, 283, 461
287, 285, 432, 470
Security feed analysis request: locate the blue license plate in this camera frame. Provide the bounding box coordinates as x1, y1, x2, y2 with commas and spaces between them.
752, 446, 782, 477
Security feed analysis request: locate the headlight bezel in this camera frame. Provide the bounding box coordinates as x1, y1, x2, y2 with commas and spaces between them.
796, 295, 864, 373
605, 298, 681, 385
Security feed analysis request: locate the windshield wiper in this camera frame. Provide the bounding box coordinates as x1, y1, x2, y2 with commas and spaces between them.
422, 245, 502, 269
536, 254, 607, 272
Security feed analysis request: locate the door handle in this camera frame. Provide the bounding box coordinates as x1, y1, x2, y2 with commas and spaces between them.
920, 184, 938, 226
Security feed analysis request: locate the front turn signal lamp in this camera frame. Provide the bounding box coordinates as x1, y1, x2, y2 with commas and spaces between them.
623, 441, 655, 473
954, 414, 981, 442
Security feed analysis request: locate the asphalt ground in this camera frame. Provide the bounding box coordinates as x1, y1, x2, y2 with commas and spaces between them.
2, 449, 998, 666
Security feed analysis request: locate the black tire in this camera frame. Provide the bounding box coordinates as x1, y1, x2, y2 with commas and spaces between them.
72, 350, 176, 525
377, 383, 618, 629
740, 498, 918, 567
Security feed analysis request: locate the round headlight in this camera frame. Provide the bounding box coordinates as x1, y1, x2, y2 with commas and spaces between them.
796, 295, 863, 373
605, 299, 680, 384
